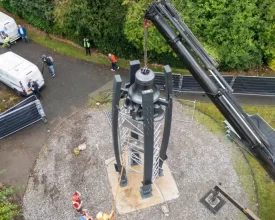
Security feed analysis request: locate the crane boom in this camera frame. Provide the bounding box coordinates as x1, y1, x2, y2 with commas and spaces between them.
145, 0, 275, 178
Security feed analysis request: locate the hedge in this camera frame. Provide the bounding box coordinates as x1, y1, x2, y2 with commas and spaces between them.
1, 0, 275, 70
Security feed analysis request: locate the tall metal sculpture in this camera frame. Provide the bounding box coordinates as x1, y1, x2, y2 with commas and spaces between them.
111, 60, 173, 198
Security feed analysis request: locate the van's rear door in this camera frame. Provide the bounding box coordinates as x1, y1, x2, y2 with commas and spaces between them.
24, 66, 45, 92
4, 19, 19, 41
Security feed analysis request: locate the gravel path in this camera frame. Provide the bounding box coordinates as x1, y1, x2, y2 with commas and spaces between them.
23, 101, 251, 219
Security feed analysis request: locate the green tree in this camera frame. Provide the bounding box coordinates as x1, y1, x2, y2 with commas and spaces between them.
52, 0, 137, 57
2, 0, 54, 31
123, 0, 262, 70
255, 0, 275, 70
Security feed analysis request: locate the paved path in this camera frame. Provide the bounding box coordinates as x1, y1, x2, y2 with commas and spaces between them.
0, 40, 127, 192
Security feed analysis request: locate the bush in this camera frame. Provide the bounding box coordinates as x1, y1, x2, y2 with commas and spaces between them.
0, 170, 21, 220
52, 0, 139, 59
256, 0, 275, 64
268, 58, 275, 71
1, 0, 54, 32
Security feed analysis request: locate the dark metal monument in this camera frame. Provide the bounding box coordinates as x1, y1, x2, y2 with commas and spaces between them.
111, 60, 173, 199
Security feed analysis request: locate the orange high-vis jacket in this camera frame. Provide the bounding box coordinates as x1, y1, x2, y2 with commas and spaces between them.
110, 54, 117, 63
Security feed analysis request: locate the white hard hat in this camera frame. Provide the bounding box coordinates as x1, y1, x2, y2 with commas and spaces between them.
108, 53, 111, 56
96, 212, 103, 219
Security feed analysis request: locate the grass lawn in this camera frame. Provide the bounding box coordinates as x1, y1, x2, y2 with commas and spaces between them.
187, 101, 275, 220
0, 89, 20, 113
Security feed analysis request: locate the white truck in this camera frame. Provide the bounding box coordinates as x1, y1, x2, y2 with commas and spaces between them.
0, 11, 20, 43
0, 52, 45, 96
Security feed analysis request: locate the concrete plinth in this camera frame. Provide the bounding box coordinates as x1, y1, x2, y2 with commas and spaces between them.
105, 157, 179, 214
200, 190, 226, 214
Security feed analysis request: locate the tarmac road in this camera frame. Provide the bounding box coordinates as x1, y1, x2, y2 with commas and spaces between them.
0, 40, 128, 193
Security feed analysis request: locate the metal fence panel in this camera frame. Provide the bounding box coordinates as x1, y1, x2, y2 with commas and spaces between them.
0, 96, 46, 139
180, 75, 233, 93
0, 95, 37, 116
232, 76, 275, 96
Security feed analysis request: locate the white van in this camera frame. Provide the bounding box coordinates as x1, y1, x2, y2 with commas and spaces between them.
0, 12, 20, 43
0, 52, 45, 96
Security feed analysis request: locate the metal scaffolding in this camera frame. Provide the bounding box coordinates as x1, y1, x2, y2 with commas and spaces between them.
117, 107, 162, 182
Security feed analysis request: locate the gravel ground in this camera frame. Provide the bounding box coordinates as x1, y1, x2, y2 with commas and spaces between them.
23, 101, 251, 220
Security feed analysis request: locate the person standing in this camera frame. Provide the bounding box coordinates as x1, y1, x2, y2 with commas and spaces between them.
28, 80, 40, 99
108, 54, 119, 71
83, 38, 91, 56
18, 25, 29, 43
2, 35, 11, 50
41, 55, 55, 77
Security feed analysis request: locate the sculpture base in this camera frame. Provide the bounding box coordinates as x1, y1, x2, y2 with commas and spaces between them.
105, 157, 179, 214
200, 190, 226, 214
140, 184, 153, 199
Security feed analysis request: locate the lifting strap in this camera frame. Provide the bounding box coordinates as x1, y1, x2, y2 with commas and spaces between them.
110, 136, 130, 219
144, 19, 150, 68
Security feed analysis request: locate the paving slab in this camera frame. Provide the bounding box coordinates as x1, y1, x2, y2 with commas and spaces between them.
106, 157, 179, 214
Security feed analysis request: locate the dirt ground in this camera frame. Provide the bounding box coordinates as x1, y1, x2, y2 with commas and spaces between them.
23, 101, 253, 220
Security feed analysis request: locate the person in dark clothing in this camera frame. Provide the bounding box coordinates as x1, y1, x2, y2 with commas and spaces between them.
28, 80, 40, 99
83, 38, 91, 55
18, 25, 29, 43
41, 54, 55, 77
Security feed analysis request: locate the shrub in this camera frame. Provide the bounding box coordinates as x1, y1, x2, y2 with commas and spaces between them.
0, 170, 21, 220
268, 58, 275, 71
123, 0, 263, 70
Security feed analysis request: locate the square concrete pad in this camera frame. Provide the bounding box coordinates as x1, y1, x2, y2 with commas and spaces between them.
105, 157, 179, 214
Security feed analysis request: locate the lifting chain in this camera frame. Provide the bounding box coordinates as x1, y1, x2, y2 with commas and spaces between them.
144, 19, 150, 68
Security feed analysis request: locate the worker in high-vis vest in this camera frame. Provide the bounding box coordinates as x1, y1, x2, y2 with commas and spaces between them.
3, 36, 11, 49
83, 38, 91, 56
96, 210, 114, 220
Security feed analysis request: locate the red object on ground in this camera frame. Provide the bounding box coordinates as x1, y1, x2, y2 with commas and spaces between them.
72, 191, 82, 210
